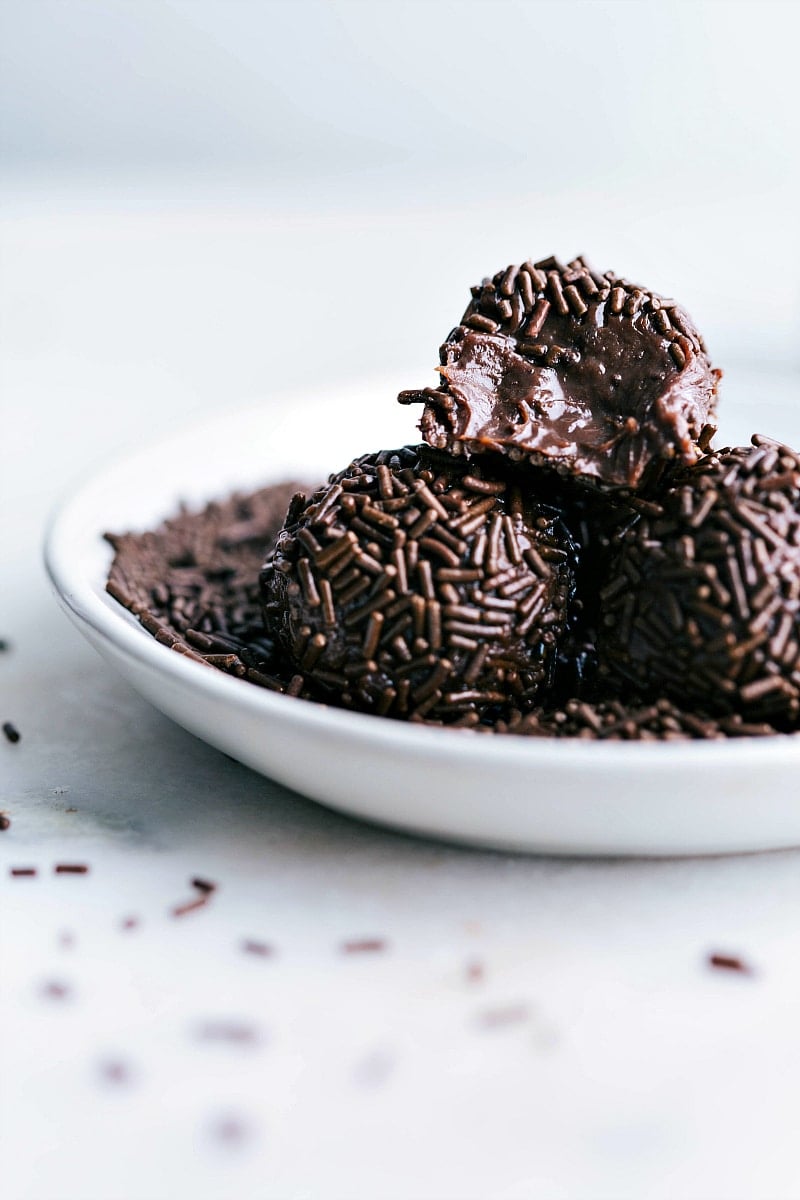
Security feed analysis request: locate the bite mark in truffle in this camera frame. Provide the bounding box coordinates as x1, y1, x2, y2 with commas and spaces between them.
400, 256, 720, 489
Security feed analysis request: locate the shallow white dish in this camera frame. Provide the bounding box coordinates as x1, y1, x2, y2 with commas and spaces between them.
45, 377, 800, 856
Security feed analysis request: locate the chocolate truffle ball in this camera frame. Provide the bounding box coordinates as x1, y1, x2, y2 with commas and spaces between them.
260, 447, 577, 723
399, 256, 721, 490
596, 436, 800, 726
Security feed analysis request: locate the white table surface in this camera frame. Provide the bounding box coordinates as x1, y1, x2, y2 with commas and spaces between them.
3, 191, 800, 1200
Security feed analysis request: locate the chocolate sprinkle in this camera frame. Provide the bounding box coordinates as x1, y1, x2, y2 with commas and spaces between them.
54, 863, 89, 875
0, 813, 10, 831
99, 1059, 133, 1086
10, 866, 36, 877
241, 939, 275, 958
40, 979, 71, 1001
195, 1020, 261, 1046
172, 895, 208, 918
708, 953, 753, 975
191, 876, 217, 894
464, 959, 485, 984
475, 1003, 530, 1029
2, 721, 20, 744
341, 938, 388, 954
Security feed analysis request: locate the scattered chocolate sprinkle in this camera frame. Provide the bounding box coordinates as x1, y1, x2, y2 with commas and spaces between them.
54, 863, 89, 875
119, 915, 140, 931
464, 959, 485, 984
191, 876, 217, 894
341, 938, 388, 955
2, 721, 20, 744
0, 638, 10, 652
210, 1114, 251, 1145
0, 813, 10, 831
241, 939, 275, 958
475, 1003, 530, 1030
171, 895, 208, 918
708, 952, 754, 975
195, 1020, 261, 1046
40, 979, 71, 1001
99, 1059, 133, 1086
10, 866, 36, 877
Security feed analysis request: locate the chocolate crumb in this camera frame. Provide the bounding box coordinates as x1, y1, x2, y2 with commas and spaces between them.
341, 938, 388, 954
708, 952, 754, 975
10, 866, 36, 877
241, 939, 274, 958
54, 863, 89, 875
0, 813, 10, 831
2, 721, 20, 744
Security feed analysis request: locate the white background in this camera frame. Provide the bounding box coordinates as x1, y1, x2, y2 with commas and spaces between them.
2, 3, 800, 1198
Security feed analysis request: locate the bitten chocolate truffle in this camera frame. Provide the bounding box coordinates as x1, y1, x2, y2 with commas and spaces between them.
399, 256, 721, 490
260, 447, 577, 723
597, 436, 800, 726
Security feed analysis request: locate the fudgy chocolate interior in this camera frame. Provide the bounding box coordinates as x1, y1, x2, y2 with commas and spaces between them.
400, 257, 720, 488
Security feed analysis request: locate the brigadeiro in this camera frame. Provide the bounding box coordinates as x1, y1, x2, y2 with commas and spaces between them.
399, 256, 721, 489
596, 436, 800, 727
260, 447, 578, 724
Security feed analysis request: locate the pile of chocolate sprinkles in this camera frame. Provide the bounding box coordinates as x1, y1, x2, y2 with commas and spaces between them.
106, 482, 308, 695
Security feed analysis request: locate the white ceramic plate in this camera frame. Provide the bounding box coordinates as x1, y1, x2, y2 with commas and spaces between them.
44, 376, 800, 856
